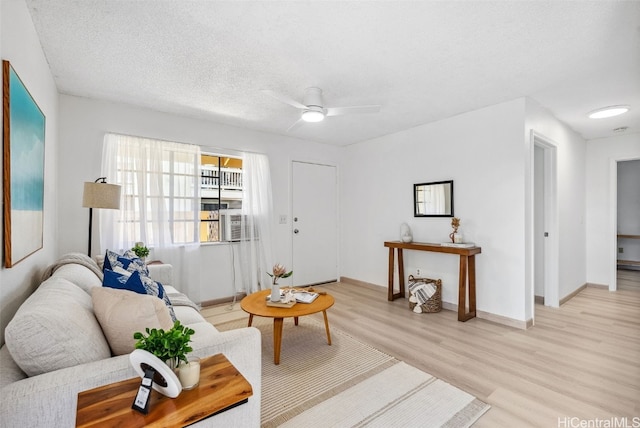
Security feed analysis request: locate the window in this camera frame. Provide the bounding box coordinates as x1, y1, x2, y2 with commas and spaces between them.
200, 154, 243, 242
102, 133, 201, 249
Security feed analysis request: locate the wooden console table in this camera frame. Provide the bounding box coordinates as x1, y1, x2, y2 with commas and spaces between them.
76, 353, 253, 427
384, 241, 481, 322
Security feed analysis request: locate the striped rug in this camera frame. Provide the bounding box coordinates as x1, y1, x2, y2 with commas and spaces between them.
216, 316, 489, 427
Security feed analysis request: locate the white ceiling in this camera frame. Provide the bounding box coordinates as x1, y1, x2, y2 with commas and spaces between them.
26, 1, 640, 146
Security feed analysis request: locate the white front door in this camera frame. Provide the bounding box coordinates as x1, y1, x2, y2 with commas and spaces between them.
291, 161, 338, 286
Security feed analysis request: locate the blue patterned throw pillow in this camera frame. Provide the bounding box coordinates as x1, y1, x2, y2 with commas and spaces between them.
103, 249, 149, 277
102, 270, 176, 321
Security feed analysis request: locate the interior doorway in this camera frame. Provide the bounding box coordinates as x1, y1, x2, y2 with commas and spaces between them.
613, 158, 640, 291
291, 161, 338, 286
531, 131, 559, 313
534, 145, 545, 304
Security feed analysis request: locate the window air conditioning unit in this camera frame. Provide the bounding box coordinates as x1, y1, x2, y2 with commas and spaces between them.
220, 209, 253, 242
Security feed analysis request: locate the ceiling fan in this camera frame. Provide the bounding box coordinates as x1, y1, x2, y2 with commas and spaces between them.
262, 87, 381, 131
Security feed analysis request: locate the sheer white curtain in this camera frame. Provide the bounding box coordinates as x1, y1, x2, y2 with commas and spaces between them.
100, 133, 202, 303
239, 152, 275, 294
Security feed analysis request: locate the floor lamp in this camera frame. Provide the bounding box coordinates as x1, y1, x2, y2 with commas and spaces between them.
82, 177, 121, 256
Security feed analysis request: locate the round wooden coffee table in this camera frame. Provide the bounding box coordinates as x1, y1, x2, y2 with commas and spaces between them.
240, 289, 335, 365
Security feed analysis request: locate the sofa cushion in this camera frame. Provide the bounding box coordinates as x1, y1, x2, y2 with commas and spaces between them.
4, 277, 111, 377
92, 287, 174, 355
0, 345, 26, 388
53, 263, 103, 294
173, 305, 208, 325
102, 270, 176, 321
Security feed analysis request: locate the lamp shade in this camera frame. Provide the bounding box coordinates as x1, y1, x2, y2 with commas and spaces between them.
82, 182, 121, 209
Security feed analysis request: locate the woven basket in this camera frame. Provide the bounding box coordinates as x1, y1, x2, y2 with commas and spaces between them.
408, 275, 442, 313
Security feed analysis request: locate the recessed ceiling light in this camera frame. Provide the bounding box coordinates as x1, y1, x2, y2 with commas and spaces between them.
588, 105, 630, 119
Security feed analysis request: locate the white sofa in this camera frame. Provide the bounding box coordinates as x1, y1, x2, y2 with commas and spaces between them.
0, 255, 261, 427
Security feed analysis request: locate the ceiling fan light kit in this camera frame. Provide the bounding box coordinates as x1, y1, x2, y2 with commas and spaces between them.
587, 105, 630, 119
262, 87, 381, 130
302, 108, 325, 122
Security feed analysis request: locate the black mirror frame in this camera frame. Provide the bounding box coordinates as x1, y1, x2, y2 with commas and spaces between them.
413, 180, 454, 217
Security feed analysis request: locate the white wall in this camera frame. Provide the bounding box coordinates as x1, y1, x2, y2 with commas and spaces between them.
341, 98, 528, 321
340, 97, 588, 324
617, 160, 640, 264
58, 95, 342, 302
525, 99, 587, 314
586, 133, 640, 285
0, 0, 59, 345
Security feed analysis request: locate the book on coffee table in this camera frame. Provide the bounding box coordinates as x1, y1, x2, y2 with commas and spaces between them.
294, 291, 319, 304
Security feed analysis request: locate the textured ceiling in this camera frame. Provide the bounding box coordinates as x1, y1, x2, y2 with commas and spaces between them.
26, 1, 640, 146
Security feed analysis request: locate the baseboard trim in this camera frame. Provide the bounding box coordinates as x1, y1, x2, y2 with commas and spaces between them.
559, 283, 588, 306
443, 302, 529, 329
339, 276, 382, 290
201, 293, 246, 308
526, 317, 534, 329
586, 282, 609, 289
478, 309, 530, 330
341, 277, 530, 329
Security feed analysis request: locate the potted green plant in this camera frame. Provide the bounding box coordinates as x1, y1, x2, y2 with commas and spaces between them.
131, 243, 150, 259
133, 320, 195, 369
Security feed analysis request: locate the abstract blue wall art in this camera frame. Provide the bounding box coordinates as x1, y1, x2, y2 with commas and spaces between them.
3, 60, 46, 267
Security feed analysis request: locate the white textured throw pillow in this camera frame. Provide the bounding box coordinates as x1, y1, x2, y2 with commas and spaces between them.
92, 287, 174, 356
4, 277, 111, 377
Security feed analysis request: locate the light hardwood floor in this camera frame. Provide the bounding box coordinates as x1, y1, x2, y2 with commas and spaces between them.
618, 268, 640, 292
202, 280, 640, 427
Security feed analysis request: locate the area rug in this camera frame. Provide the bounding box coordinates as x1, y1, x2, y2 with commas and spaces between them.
216, 315, 489, 427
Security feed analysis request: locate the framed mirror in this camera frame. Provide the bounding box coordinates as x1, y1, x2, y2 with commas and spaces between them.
414, 180, 454, 217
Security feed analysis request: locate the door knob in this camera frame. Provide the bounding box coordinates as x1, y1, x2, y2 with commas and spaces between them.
294, 229, 299, 234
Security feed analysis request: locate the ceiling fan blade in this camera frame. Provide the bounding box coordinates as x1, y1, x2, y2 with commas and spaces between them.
261, 89, 307, 110
286, 118, 305, 132
325, 105, 381, 117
